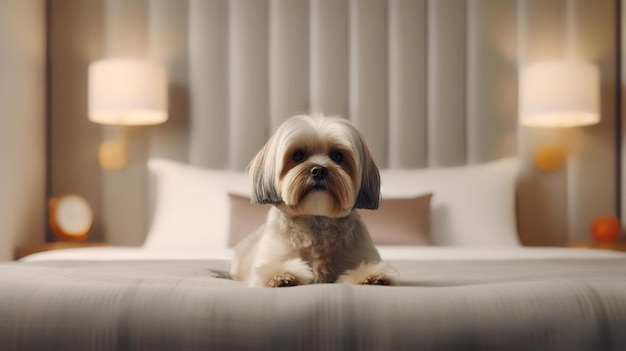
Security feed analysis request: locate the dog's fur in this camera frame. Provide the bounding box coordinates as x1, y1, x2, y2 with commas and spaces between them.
230, 114, 398, 287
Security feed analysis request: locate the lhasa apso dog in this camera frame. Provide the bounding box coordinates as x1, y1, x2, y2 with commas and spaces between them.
230, 114, 398, 287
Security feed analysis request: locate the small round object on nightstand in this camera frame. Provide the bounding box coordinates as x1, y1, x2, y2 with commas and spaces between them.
591, 216, 621, 243
48, 194, 93, 241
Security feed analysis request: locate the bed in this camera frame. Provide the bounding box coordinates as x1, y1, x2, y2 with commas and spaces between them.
2, 158, 626, 350
2, 0, 623, 349
4, 248, 626, 350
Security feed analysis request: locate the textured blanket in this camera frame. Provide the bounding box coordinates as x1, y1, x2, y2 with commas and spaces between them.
1, 259, 625, 350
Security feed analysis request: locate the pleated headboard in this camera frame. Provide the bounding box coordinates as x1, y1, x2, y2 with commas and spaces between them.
188, 0, 519, 170
49, 0, 618, 247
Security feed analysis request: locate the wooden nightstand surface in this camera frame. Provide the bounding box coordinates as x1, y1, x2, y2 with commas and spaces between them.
568, 240, 626, 253
15, 241, 110, 260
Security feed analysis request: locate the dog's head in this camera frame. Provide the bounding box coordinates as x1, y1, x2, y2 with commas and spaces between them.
249, 114, 380, 218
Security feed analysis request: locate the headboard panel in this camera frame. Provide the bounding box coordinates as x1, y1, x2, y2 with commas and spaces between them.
48, 0, 618, 247
186, 0, 518, 170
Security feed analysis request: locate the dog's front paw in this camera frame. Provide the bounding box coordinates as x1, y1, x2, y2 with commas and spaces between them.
250, 258, 314, 287
360, 275, 393, 286
267, 273, 301, 287
336, 261, 399, 286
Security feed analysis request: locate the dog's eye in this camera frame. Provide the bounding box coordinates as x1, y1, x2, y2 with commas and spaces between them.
330, 151, 343, 163
293, 150, 306, 163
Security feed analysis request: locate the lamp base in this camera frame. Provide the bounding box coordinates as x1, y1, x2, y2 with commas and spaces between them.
534, 145, 566, 172
98, 139, 128, 170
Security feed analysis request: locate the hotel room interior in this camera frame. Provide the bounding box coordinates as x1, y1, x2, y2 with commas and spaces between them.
1, 0, 626, 349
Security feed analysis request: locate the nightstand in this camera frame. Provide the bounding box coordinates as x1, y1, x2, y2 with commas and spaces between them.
568, 241, 626, 253
15, 241, 110, 260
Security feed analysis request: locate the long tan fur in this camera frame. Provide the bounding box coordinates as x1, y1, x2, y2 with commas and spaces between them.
230, 114, 398, 287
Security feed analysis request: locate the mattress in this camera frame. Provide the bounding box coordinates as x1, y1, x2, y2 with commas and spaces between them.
3, 247, 626, 350
19, 245, 626, 262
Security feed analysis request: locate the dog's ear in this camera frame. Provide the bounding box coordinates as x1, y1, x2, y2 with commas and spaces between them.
354, 146, 380, 210
248, 141, 282, 204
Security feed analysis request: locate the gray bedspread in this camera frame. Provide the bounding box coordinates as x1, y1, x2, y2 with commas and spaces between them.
1, 259, 625, 350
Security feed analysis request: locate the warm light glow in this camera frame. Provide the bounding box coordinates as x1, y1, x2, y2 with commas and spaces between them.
519, 61, 600, 128
98, 138, 128, 170
88, 58, 168, 126
534, 145, 566, 173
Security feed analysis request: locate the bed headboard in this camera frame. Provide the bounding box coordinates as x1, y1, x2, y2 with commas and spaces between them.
46, 0, 618, 248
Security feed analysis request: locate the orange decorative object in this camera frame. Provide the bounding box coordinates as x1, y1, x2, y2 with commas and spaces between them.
591, 216, 621, 243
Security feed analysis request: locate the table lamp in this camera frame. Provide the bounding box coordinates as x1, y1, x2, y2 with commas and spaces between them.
519, 60, 600, 171
88, 58, 168, 170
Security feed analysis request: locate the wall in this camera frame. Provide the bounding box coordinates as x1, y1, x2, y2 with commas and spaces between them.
48, 0, 189, 245
0, 0, 47, 260
622, 0, 626, 227
47, 0, 619, 247
519, 0, 618, 245
49, 0, 106, 244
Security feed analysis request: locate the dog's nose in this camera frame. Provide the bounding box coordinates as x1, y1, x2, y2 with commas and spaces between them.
310, 166, 328, 180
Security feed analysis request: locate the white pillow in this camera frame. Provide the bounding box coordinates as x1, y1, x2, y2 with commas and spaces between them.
144, 158, 251, 250
379, 157, 520, 246
145, 157, 519, 249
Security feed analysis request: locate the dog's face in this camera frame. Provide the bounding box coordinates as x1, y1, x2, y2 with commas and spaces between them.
249, 115, 380, 218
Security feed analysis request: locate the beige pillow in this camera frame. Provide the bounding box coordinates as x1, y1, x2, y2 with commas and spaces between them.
227, 193, 270, 247
227, 193, 433, 247
358, 194, 433, 245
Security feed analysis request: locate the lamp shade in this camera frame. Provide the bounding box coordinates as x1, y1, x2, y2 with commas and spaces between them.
88, 58, 168, 125
519, 61, 600, 128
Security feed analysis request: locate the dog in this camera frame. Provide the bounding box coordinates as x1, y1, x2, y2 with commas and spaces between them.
230, 114, 398, 287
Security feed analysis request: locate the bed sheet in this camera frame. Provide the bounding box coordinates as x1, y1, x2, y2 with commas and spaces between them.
1, 257, 626, 350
